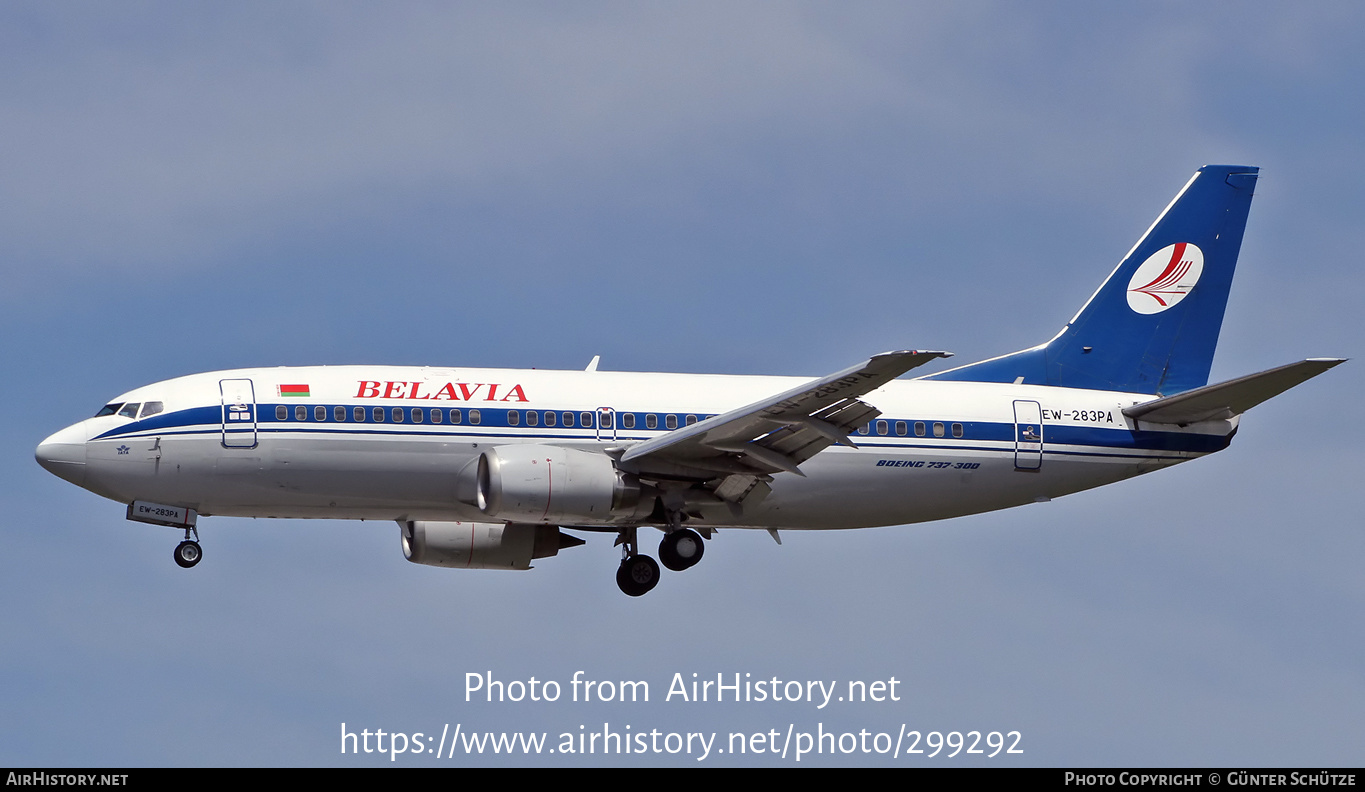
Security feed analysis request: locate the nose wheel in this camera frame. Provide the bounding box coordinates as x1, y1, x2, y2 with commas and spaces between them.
173, 526, 202, 569
174, 541, 202, 568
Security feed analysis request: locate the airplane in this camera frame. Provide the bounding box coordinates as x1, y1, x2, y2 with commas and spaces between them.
35, 164, 1344, 596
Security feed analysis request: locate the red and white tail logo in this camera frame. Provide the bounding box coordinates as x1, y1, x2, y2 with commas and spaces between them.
1126, 243, 1204, 314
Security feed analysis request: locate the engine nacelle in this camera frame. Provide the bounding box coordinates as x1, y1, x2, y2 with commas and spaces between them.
399, 520, 582, 570
474, 444, 642, 524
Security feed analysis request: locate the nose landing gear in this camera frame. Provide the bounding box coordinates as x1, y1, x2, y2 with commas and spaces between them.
173, 526, 202, 569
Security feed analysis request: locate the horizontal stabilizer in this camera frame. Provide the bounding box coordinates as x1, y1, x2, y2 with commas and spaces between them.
1123, 358, 1345, 425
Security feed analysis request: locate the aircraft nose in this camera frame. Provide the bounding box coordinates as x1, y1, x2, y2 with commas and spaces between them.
36, 422, 88, 487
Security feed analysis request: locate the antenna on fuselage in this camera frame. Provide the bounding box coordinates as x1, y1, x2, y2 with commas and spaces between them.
585, 355, 601, 372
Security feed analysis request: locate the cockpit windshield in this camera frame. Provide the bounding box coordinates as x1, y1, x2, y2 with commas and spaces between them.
94, 401, 162, 419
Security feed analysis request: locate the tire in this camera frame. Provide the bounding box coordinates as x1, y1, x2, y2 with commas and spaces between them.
615, 555, 660, 596
659, 529, 705, 571
174, 541, 202, 569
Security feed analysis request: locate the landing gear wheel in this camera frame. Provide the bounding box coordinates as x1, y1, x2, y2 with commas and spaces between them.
659, 529, 705, 571
174, 541, 202, 569
615, 554, 660, 597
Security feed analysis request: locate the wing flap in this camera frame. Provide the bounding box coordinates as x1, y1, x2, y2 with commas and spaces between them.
1123, 358, 1345, 425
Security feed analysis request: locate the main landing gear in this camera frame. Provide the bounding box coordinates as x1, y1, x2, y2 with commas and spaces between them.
614, 525, 706, 596
616, 553, 660, 597
173, 526, 202, 569
659, 528, 704, 571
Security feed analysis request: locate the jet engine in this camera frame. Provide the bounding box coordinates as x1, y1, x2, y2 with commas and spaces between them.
472, 444, 644, 524
399, 520, 583, 570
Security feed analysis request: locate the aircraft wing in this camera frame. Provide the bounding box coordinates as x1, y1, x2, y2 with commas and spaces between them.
1123, 358, 1346, 425
618, 350, 951, 487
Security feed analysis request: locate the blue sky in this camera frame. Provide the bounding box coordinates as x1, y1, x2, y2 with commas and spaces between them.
3, 2, 1362, 766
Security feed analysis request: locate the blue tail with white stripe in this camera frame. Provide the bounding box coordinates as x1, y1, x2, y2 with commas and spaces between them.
930, 164, 1259, 396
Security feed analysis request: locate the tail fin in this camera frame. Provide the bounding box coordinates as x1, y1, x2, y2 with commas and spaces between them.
929, 165, 1259, 395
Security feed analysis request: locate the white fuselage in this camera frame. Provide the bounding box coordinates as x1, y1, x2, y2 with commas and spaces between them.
38, 365, 1233, 531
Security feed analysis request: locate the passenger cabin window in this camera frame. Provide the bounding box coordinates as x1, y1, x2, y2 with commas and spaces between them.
580, 412, 592, 428
858, 423, 870, 435
411, 408, 423, 423
95, 403, 124, 417
686, 415, 697, 426
429, 408, 442, 424
914, 421, 926, 437
933, 422, 945, 438
335, 406, 346, 421
646, 414, 658, 429
469, 409, 481, 425
354, 406, 366, 422
315, 406, 327, 421
140, 402, 164, 419
276, 405, 288, 420
665, 414, 678, 430
507, 410, 520, 426
373, 407, 384, 422
450, 409, 462, 424
118, 403, 141, 419
621, 413, 635, 429
544, 411, 556, 427
600, 412, 613, 429
952, 423, 964, 438
391, 407, 403, 423
525, 411, 538, 427
876, 420, 888, 436
895, 421, 907, 436
562, 412, 573, 427
295, 405, 307, 421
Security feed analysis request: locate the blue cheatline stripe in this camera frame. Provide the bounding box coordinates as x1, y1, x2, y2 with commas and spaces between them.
92, 403, 1229, 455
103, 428, 1197, 462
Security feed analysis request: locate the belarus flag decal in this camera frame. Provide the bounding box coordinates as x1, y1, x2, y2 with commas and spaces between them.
278, 384, 311, 398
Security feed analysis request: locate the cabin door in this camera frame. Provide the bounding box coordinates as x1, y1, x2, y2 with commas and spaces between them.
220, 379, 258, 449
1013, 400, 1043, 470
595, 407, 617, 442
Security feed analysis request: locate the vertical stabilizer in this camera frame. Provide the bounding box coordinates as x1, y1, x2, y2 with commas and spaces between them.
929, 165, 1259, 395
